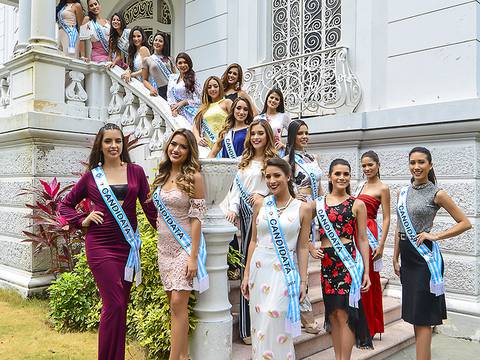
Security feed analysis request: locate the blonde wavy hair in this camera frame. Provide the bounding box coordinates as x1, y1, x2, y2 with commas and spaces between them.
215, 97, 254, 147
239, 119, 278, 171
150, 129, 201, 198
193, 76, 225, 134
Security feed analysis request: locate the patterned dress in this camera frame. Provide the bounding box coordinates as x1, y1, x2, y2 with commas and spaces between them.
249, 199, 302, 360
319, 196, 373, 349
156, 188, 206, 291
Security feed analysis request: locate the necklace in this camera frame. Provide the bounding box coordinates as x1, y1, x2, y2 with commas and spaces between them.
412, 182, 429, 190
277, 196, 293, 211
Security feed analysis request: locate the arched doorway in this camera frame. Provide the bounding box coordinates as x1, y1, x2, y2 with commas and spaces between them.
115, 0, 174, 56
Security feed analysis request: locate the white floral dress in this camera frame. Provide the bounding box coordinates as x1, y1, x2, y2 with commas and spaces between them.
249, 199, 301, 360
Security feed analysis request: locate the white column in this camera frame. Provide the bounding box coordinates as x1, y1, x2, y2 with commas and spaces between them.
14, 0, 31, 55
29, 0, 57, 50
190, 159, 238, 360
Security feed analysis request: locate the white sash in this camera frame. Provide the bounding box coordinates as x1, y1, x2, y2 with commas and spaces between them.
151, 54, 172, 80
223, 129, 237, 158
90, 20, 109, 54
58, 6, 78, 54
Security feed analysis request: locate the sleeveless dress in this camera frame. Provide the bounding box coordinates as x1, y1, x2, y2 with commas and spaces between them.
143, 54, 174, 99
293, 151, 322, 197
249, 198, 302, 360
156, 188, 207, 291
81, 20, 110, 63
319, 196, 373, 349
221, 160, 269, 340
57, 3, 79, 57
356, 193, 384, 336
225, 92, 238, 101
398, 182, 447, 326
202, 99, 229, 148
220, 127, 248, 158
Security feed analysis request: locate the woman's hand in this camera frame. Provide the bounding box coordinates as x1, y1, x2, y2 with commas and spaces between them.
80, 56, 90, 63
121, 70, 131, 82
296, 193, 308, 202
299, 282, 307, 302
241, 276, 250, 300
248, 193, 264, 206
81, 211, 104, 227
226, 211, 239, 228
415, 232, 437, 246
372, 243, 384, 261
308, 246, 323, 259
393, 259, 401, 277
149, 88, 158, 96
186, 256, 198, 281
361, 273, 371, 292
105, 61, 114, 69
274, 139, 286, 150
198, 137, 209, 147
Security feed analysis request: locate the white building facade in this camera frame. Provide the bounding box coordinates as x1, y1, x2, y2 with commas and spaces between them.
0, 0, 479, 353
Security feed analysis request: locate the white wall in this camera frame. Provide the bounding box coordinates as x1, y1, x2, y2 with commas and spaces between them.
0, 4, 18, 64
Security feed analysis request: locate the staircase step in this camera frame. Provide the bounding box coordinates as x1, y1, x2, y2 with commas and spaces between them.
304, 320, 415, 360
231, 296, 403, 359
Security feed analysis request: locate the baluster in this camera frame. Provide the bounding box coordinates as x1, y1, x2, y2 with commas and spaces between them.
149, 111, 166, 158
107, 80, 125, 125
121, 89, 139, 134
134, 100, 153, 140
334, 47, 362, 114
0, 77, 10, 108
65, 70, 88, 117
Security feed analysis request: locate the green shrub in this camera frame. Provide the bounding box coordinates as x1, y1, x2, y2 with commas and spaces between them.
48, 206, 197, 359
48, 252, 101, 332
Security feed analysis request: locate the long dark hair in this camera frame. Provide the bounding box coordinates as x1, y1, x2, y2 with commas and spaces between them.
409, 146, 437, 185
221, 63, 244, 91
260, 88, 285, 114
56, 0, 83, 28
266, 158, 295, 197
128, 26, 148, 70
108, 12, 126, 54
361, 150, 381, 178
152, 31, 170, 57
88, 123, 131, 170
328, 158, 351, 194
286, 119, 308, 177
87, 0, 99, 22
216, 97, 254, 147
176, 52, 196, 94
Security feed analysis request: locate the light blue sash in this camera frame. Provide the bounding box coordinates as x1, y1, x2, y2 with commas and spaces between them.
264, 195, 301, 337
90, 20, 109, 54
92, 167, 142, 286
151, 54, 172, 80
353, 182, 383, 272
58, 6, 78, 54
201, 119, 217, 145
235, 174, 253, 214
170, 74, 198, 120
224, 129, 237, 159
152, 187, 209, 293
316, 196, 364, 308
118, 29, 130, 58
294, 154, 320, 199
397, 186, 444, 296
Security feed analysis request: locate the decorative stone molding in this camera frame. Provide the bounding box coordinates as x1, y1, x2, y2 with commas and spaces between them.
107, 79, 125, 125
134, 100, 154, 140
148, 111, 165, 156
65, 70, 88, 104
0, 77, 10, 108
121, 88, 139, 134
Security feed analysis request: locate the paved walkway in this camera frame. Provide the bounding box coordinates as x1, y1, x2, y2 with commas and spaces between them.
388, 334, 480, 359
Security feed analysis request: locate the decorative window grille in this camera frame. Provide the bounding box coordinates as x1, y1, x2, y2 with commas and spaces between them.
272, 0, 341, 60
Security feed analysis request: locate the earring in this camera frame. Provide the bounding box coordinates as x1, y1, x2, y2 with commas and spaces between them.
120, 155, 124, 166
98, 153, 103, 167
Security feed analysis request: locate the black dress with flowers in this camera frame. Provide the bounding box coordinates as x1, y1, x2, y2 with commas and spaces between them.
319, 196, 373, 348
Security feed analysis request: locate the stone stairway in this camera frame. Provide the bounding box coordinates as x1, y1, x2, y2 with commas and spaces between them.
229, 257, 415, 359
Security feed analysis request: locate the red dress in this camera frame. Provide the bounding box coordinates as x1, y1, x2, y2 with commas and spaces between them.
356, 194, 384, 337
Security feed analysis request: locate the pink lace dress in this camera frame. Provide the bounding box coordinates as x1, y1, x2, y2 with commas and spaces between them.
156, 188, 206, 291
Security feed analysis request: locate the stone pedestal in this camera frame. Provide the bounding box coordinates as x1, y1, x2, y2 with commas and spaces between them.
190, 159, 239, 360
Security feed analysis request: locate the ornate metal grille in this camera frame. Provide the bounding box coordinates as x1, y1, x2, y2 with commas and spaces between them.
272, 0, 341, 59
245, 0, 361, 116
123, 0, 153, 24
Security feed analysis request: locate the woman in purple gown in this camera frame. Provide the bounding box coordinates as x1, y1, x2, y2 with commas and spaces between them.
59, 123, 157, 360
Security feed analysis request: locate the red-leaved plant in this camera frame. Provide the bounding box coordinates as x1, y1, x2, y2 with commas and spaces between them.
18, 178, 89, 274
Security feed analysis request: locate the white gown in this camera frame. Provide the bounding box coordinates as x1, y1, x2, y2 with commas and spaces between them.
249, 198, 302, 360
